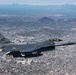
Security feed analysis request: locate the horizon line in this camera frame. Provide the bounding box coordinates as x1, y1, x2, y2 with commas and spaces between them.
0, 3, 76, 6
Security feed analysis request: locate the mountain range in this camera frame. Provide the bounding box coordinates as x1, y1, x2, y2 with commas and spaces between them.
0, 4, 76, 14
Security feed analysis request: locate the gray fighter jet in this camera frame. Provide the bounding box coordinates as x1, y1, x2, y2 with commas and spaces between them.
0, 34, 76, 57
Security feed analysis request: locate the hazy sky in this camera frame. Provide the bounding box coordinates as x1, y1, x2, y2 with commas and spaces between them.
0, 0, 76, 5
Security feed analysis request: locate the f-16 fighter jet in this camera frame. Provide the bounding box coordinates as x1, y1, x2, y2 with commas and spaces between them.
0, 34, 76, 57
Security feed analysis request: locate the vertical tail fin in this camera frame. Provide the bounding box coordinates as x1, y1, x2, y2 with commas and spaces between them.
0, 34, 11, 44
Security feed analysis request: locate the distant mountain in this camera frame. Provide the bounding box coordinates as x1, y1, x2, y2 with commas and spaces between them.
38, 17, 54, 24
0, 4, 76, 14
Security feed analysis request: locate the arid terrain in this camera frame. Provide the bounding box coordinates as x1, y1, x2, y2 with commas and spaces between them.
0, 15, 76, 75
